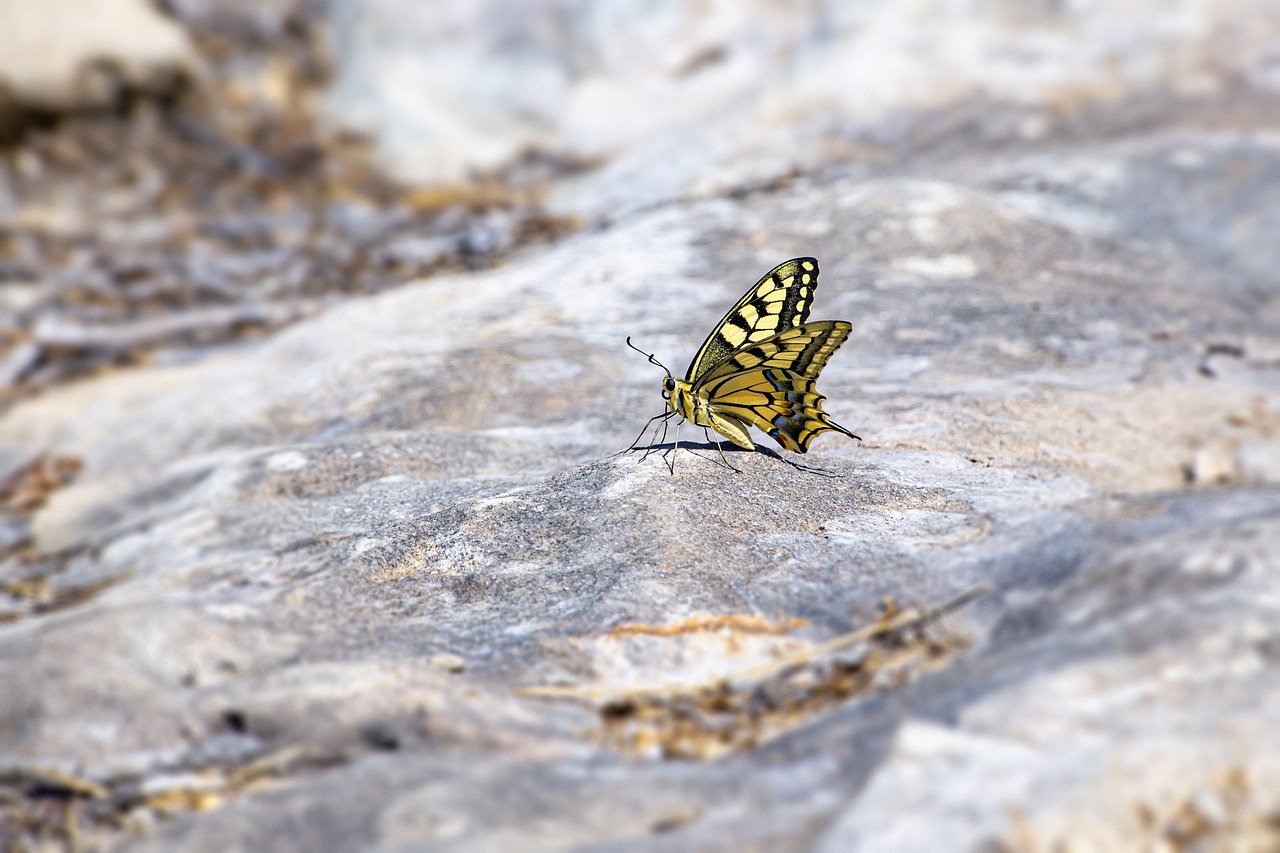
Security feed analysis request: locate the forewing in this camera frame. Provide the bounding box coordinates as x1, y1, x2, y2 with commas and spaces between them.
700, 367, 858, 453
684, 257, 820, 383
698, 320, 852, 385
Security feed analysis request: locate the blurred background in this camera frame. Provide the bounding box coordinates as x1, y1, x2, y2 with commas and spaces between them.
3, 0, 1278, 402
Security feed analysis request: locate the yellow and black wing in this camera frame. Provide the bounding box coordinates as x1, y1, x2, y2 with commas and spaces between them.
697, 319, 851, 384
695, 321, 859, 453
683, 257, 820, 383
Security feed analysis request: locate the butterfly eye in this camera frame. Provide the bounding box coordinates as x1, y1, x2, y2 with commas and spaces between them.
663, 377, 675, 392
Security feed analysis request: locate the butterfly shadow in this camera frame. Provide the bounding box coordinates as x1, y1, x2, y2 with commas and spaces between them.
744, 443, 845, 478
632, 436, 844, 478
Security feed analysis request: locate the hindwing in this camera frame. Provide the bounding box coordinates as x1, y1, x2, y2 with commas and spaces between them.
695, 321, 859, 453
684, 257, 820, 383
698, 365, 858, 453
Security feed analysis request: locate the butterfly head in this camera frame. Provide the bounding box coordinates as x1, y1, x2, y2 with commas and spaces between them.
628, 336, 695, 419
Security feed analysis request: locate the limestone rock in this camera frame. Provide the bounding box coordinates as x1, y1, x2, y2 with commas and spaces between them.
3, 2, 1280, 851
0, 0, 196, 116
322, 0, 1280, 203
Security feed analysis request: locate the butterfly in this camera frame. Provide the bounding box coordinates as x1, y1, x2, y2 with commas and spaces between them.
627, 257, 859, 471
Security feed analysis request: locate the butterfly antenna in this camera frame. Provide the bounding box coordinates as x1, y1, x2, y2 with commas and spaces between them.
626, 336, 673, 379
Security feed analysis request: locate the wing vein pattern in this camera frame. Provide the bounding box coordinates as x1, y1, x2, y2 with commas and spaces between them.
685, 257, 819, 383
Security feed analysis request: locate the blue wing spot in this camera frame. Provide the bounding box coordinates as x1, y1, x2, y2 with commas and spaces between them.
762, 369, 786, 392
771, 414, 791, 428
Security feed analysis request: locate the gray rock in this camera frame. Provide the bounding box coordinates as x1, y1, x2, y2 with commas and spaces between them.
4, 3, 1280, 851
322, 0, 1280, 211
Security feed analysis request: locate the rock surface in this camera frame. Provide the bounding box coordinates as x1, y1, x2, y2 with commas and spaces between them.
4, 2, 1280, 851
0, 0, 195, 117
324, 0, 1280, 197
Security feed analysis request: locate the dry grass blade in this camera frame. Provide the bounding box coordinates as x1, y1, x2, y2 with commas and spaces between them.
0, 454, 82, 514
520, 585, 986, 702
519, 585, 986, 760
0, 766, 108, 800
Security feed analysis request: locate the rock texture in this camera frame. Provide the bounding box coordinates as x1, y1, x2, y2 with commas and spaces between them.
4, 2, 1280, 851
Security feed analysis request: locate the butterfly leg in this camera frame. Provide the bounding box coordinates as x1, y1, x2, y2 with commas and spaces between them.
667, 419, 683, 475
702, 427, 741, 474
641, 413, 673, 463
623, 410, 674, 455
